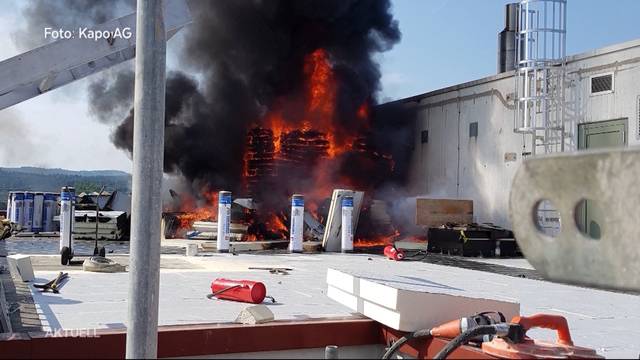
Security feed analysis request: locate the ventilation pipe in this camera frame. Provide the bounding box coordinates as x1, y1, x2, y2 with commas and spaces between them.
498, 3, 519, 73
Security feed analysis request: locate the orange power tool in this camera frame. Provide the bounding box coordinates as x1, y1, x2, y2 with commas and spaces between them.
384, 312, 602, 359
481, 314, 603, 359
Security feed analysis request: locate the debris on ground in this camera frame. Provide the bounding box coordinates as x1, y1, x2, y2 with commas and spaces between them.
303, 212, 325, 240
82, 256, 127, 273
248, 266, 292, 275
33, 272, 68, 293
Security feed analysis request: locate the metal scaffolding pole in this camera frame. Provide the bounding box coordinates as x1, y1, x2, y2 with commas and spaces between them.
126, 0, 166, 358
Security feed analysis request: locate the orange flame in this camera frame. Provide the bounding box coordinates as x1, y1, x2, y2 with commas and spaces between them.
357, 103, 369, 120
303, 49, 354, 158
264, 112, 291, 154
243, 234, 258, 241
173, 48, 397, 245
355, 229, 400, 248
172, 191, 218, 229
267, 212, 288, 234
306, 49, 336, 123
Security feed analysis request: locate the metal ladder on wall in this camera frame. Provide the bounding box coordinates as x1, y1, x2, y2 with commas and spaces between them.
514, 0, 567, 156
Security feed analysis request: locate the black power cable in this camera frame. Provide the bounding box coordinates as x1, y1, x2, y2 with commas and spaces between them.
381, 313, 506, 359
381, 329, 432, 359
433, 325, 498, 359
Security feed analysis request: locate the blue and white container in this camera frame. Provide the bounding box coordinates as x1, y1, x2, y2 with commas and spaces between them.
10, 192, 24, 226
59, 187, 74, 252
6, 193, 11, 221
217, 191, 232, 253
43, 193, 57, 232
289, 194, 304, 253
23, 192, 35, 231
341, 195, 354, 253
68, 187, 76, 236
32, 192, 44, 232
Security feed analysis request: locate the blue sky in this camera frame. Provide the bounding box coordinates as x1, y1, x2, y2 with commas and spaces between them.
1, 0, 640, 171
381, 0, 640, 100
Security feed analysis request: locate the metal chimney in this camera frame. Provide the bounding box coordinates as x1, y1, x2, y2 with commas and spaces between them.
498, 3, 519, 73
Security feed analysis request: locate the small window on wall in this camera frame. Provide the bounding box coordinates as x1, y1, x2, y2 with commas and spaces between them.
421, 130, 429, 143
590, 73, 614, 95
469, 122, 478, 138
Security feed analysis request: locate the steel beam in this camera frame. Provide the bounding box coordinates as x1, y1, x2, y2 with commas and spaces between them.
0, 0, 190, 111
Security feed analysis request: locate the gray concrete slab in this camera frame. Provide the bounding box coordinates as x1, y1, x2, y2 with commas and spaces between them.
30, 253, 358, 332
20, 253, 640, 358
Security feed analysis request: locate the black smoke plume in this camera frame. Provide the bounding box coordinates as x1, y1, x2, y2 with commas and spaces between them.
107, 0, 402, 195
88, 68, 135, 124
14, 0, 424, 240
15, 0, 407, 208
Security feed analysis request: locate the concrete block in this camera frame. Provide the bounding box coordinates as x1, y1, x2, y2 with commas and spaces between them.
7, 255, 35, 282
326, 268, 519, 331
235, 305, 275, 325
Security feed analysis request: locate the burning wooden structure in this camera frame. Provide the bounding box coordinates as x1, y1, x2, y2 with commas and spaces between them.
162, 48, 408, 249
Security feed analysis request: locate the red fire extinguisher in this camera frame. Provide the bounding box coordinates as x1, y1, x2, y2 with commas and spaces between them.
210, 278, 267, 304
384, 245, 405, 261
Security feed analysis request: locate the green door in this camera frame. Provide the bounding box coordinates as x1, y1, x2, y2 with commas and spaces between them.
577, 119, 627, 238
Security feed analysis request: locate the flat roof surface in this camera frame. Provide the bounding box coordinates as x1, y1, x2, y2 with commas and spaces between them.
3, 238, 639, 358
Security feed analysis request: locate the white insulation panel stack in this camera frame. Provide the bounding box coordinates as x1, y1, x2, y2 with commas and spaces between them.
326, 267, 520, 331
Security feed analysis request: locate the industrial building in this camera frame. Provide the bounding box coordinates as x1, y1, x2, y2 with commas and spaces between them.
392, 14, 638, 236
